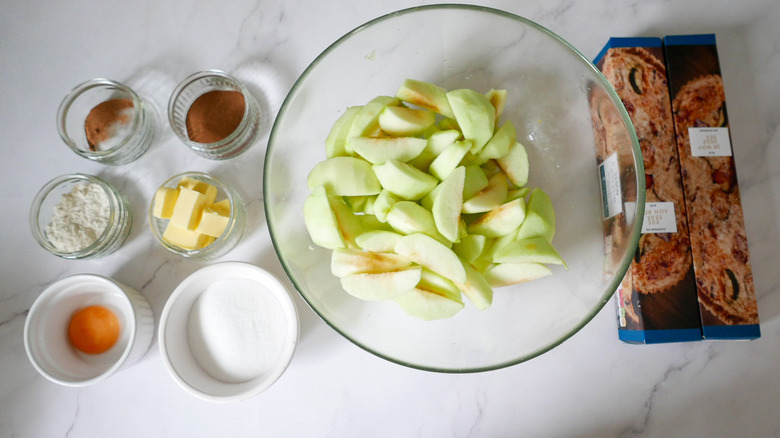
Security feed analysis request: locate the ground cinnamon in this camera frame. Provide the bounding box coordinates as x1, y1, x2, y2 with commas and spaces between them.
186, 90, 246, 144
84, 98, 134, 151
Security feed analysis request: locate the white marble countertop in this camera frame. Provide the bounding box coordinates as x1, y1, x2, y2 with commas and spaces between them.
2, 0, 779, 436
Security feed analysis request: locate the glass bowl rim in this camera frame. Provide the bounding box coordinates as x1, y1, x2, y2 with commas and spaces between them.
263, 3, 645, 373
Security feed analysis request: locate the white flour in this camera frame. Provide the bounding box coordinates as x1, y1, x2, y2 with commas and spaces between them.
187, 278, 287, 384
45, 182, 110, 252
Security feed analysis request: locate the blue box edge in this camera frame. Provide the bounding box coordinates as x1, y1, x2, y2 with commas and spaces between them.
663, 34, 716, 46
702, 324, 761, 340
594, 37, 663, 65
619, 328, 703, 344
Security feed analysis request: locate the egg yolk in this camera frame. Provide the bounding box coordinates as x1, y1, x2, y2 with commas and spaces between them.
68, 305, 120, 354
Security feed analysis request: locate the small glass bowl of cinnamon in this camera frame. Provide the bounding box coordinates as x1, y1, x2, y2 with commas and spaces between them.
57, 79, 156, 165
168, 70, 262, 160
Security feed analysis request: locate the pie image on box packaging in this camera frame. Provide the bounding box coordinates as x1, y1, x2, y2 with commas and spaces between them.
670, 73, 759, 325
600, 46, 693, 296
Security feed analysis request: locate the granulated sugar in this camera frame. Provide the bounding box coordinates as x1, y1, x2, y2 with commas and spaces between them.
187, 278, 287, 384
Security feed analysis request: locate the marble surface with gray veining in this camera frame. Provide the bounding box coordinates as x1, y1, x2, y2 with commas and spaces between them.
1, 0, 779, 436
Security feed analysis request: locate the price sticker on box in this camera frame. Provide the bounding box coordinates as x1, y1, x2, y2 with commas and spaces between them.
599, 153, 622, 219
688, 127, 733, 157
641, 202, 677, 233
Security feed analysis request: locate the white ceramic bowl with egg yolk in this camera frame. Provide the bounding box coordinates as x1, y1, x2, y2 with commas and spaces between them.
24, 274, 154, 387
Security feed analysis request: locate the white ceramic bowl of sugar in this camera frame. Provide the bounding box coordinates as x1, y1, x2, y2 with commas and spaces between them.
159, 261, 299, 402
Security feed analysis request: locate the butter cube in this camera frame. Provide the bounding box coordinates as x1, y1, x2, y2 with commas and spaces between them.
177, 177, 217, 205
153, 187, 179, 219
162, 223, 210, 250
170, 187, 208, 230
210, 199, 231, 216
196, 207, 230, 237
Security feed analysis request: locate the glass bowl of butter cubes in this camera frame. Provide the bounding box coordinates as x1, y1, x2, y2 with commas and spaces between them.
149, 172, 246, 260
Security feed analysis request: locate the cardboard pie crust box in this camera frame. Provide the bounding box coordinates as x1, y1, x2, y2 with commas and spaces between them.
592, 35, 760, 343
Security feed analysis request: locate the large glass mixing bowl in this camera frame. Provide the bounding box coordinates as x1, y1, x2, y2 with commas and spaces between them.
264, 4, 644, 372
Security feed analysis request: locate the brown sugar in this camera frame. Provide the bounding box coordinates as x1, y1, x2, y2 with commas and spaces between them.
185, 90, 246, 144
84, 98, 134, 151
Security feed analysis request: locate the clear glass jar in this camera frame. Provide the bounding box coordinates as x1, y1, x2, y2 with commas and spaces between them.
149, 172, 246, 260
168, 70, 262, 160
57, 79, 155, 165
30, 174, 133, 259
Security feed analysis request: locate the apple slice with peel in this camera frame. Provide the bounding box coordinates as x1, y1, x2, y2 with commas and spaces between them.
447, 88, 496, 153
395, 79, 456, 119
456, 261, 493, 310
372, 159, 438, 201
307, 156, 381, 196
467, 198, 526, 238
378, 105, 435, 137
462, 172, 508, 213
327, 195, 368, 248
303, 186, 345, 249
325, 106, 361, 158
515, 188, 556, 242
492, 236, 566, 267
394, 233, 466, 284
484, 263, 552, 288
428, 140, 471, 180
478, 120, 516, 160
497, 139, 529, 187
386, 201, 449, 245
331, 248, 413, 278
347, 136, 427, 164
355, 230, 403, 252
394, 269, 464, 320
431, 166, 465, 243
340, 266, 422, 301
346, 96, 401, 142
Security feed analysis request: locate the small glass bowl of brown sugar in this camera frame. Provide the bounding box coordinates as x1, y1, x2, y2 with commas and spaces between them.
168, 70, 262, 160
57, 79, 156, 165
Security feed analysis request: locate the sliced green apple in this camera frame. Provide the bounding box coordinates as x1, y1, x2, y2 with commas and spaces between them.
346, 96, 400, 143
340, 266, 422, 301
462, 172, 508, 214
462, 165, 489, 200
428, 140, 471, 180
478, 120, 515, 160
492, 236, 566, 266
303, 185, 345, 249
327, 194, 367, 248
496, 140, 529, 187
394, 233, 466, 284
485, 89, 507, 127
372, 159, 438, 201
456, 261, 493, 310
467, 198, 527, 238
408, 129, 460, 171
355, 230, 403, 252
515, 188, 556, 242
484, 263, 552, 288
378, 105, 435, 137
347, 136, 427, 164
386, 201, 448, 245
394, 269, 464, 321
452, 233, 486, 263
431, 166, 465, 243
395, 79, 455, 119
446, 88, 496, 153
307, 156, 381, 196
325, 106, 361, 158
331, 248, 413, 278
372, 189, 400, 223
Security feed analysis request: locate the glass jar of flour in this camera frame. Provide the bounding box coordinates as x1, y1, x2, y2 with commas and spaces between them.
30, 174, 133, 259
